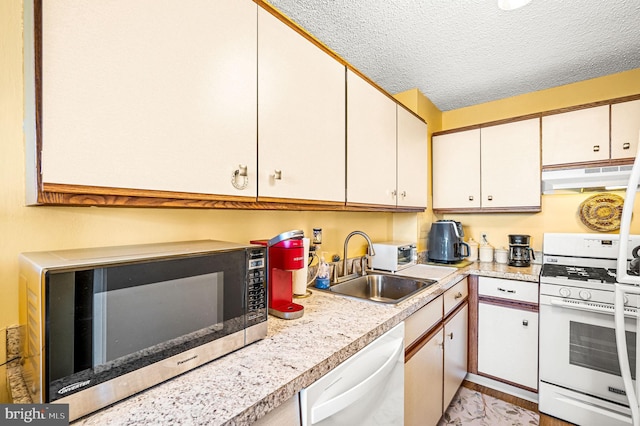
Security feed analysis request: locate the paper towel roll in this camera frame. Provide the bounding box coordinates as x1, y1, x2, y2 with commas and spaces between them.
293, 238, 310, 295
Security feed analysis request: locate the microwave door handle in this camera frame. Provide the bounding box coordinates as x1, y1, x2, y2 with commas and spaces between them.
615, 284, 640, 426
617, 133, 640, 285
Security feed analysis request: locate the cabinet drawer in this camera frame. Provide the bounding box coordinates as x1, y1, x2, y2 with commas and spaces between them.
478, 276, 538, 304
404, 295, 443, 348
444, 277, 468, 316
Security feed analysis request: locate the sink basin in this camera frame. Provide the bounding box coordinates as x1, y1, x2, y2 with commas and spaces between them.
318, 274, 435, 304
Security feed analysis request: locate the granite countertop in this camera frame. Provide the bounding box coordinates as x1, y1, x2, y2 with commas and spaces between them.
71, 262, 540, 425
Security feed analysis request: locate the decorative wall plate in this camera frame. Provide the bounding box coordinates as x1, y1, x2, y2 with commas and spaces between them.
578, 193, 624, 232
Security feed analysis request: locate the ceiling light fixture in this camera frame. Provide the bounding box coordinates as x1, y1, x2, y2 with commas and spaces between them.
498, 0, 532, 11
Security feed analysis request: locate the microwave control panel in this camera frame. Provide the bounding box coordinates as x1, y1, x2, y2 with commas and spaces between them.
247, 248, 267, 321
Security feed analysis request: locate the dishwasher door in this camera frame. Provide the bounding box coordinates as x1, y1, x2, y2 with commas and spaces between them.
299, 322, 404, 426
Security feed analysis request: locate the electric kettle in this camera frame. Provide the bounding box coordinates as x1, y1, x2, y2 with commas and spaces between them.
427, 220, 470, 263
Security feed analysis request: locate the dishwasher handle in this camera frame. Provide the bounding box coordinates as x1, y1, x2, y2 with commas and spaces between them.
310, 335, 404, 424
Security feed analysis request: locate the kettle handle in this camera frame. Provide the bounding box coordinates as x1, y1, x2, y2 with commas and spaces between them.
529, 247, 536, 260
460, 241, 470, 258
633, 245, 640, 258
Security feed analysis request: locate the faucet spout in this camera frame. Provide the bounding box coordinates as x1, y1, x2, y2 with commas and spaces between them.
342, 231, 376, 279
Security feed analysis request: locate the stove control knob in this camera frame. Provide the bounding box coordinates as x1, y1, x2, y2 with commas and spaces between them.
559, 287, 571, 298
579, 290, 592, 300
625, 295, 629, 305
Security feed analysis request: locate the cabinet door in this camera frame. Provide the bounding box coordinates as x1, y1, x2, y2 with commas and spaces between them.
542, 106, 609, 166
481, 119, 540, 208
477, 303, 538, 389
347, 70, 397, 206
405, 328, 444, 426
611, 99, 640, 160
443, 304, 468, 410
258, 9, 346, 202
432, 130, 481, 209
40, 0, 258, 197
397, 106, 428, 208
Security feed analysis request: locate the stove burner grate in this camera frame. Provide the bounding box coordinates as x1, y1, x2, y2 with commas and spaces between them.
541, 264, 616, 283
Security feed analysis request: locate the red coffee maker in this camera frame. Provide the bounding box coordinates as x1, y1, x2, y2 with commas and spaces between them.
251, 230, 305, 319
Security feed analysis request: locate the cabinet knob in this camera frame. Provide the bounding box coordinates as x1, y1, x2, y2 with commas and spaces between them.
392, 190, 397, 198
487, 195, 493, 201
454, 292, 463, 299
273, 169, 282, 180
497, 287, 516, 294
624, 143, 631, 150
469, 195, 474, 201
401, 191, 407, 198
447, 332, 454, 340
593, 145, 600, 152
522, 320, 529, 327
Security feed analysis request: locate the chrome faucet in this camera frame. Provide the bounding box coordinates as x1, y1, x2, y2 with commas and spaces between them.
336, 231, 376, 283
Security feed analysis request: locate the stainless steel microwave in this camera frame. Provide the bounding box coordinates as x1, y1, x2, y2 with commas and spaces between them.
19, 240, 267, 421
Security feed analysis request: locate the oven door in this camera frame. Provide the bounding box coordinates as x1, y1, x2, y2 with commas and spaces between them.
539, 294, 637, 406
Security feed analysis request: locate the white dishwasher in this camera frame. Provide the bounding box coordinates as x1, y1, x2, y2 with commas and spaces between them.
299, 322, 404, 426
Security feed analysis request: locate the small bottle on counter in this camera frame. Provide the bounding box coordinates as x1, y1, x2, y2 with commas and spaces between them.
315, 252, 330, 289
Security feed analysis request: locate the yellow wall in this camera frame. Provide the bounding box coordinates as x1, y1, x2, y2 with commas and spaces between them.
0, 1, 401, 338
437, 68, 640, 251
442, 68, 640, 129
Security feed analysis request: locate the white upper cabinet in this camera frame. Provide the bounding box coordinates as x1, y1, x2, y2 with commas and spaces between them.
257, 8, 346, 202
346, 70, 398, 206
432, 119, 540, 211
611, 99, 640, 160
432, 129, 481, 209
397, 106, 428, 208
40, 0, 258, 196
542, 105, 609, 166
481, 118, 540, 209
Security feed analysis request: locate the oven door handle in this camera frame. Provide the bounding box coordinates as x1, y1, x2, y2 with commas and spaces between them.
548, 299, 638, 317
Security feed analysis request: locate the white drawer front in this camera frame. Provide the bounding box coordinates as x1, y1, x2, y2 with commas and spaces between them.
404, 295, 443, 348
478, 276, 538, 304
444, 277, 468, 316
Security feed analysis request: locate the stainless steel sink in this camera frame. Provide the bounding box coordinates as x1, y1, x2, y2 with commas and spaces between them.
317, 274, 435, 304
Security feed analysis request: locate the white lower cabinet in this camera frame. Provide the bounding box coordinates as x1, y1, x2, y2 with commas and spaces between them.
405, 278, 468, 426
443, 304, 468, 409
405, 295, 444, 426
406, 327, 444, 426
477, 302, 539, 390
476, 276, 539, 390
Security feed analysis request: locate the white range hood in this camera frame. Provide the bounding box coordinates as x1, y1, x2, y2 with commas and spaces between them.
541, 164, 637, 194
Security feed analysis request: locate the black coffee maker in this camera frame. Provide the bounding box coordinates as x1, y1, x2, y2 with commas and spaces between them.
508, 234, 535, 267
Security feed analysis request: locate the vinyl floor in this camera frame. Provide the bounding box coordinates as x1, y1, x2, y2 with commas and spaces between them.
438, 381, 575, 426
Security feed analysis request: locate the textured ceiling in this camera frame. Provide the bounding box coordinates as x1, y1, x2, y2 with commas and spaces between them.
267, 0, 640, 111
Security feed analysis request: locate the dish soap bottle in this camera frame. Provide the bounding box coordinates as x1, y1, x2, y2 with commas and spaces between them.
315, 252, 330, 289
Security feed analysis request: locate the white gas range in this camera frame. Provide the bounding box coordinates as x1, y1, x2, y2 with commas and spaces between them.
539, 233, 640, 426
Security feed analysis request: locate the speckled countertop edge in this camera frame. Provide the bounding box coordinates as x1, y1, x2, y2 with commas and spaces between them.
69, 262, 540, 425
